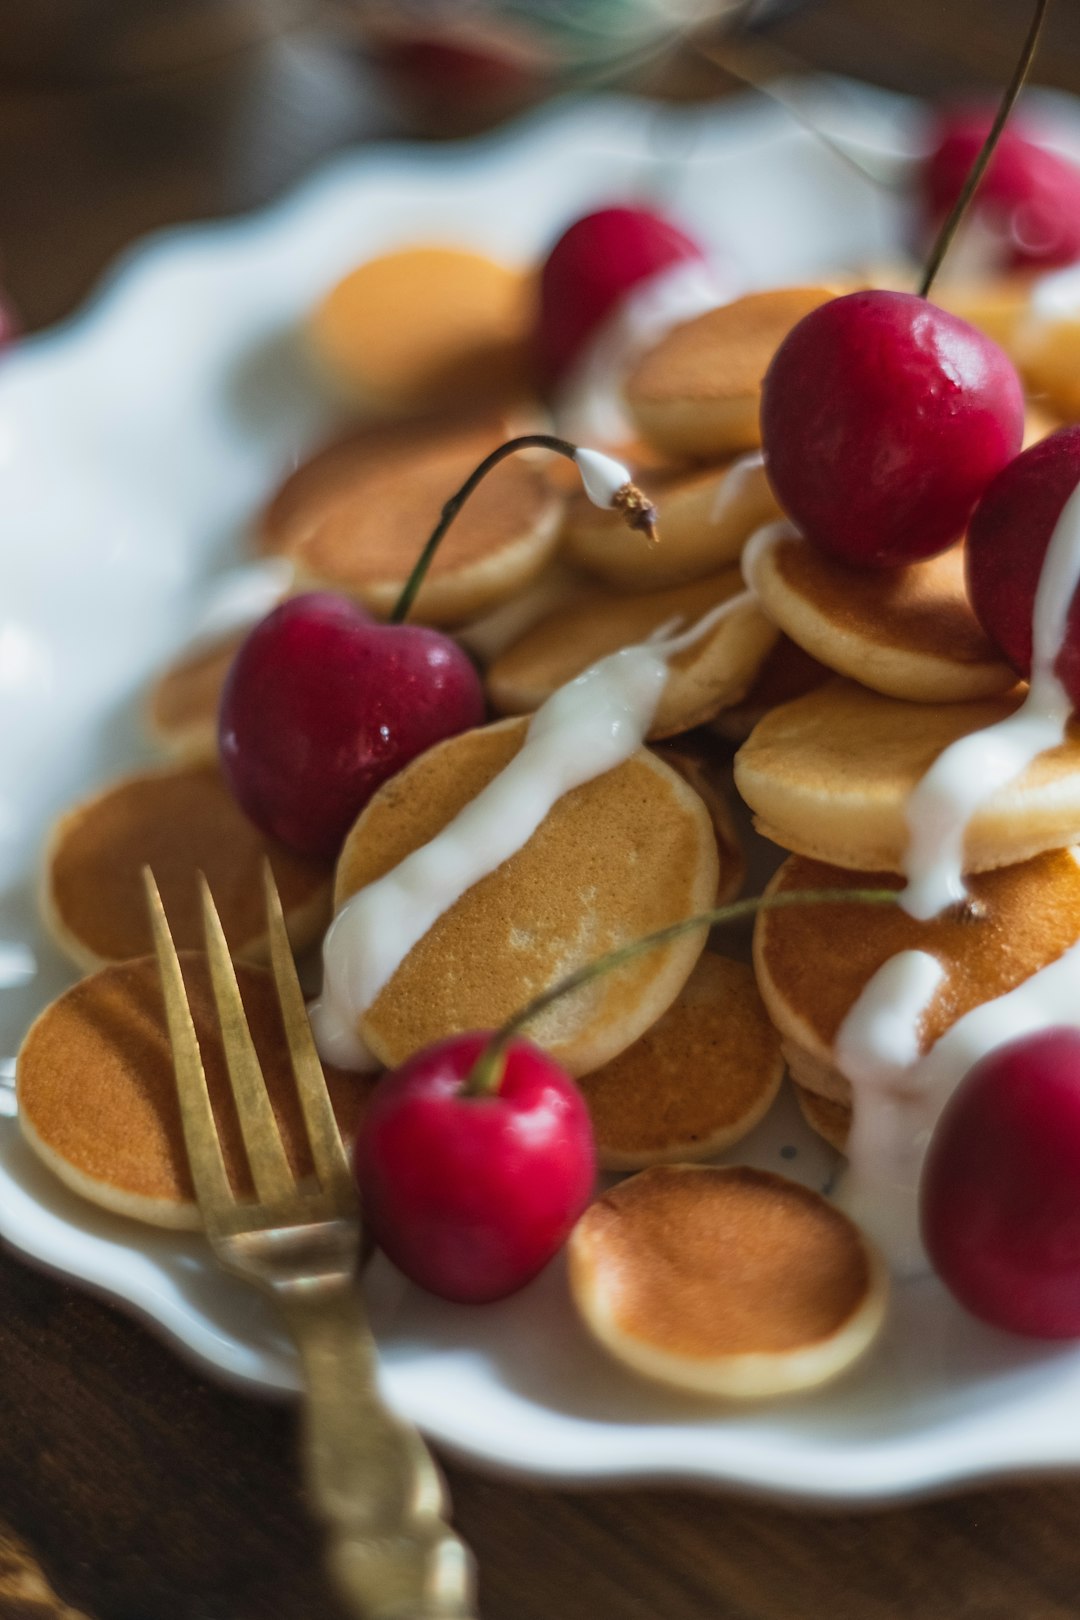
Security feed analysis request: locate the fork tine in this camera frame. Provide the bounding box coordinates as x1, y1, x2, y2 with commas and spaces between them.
198, 873, 296, 1207
142, 868, 234, 1223
262, 861, 356, 1210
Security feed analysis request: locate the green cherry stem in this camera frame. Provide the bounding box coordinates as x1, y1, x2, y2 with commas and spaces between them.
461, 886, 900, 1097
918, 0, 1051, 300
388, 434, 658, 625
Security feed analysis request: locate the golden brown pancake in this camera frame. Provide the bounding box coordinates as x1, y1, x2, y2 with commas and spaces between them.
145, 630, 246, 760
257, 414, 562, 627
43, 761, 332, 972
623, 288, 836, 460
16, 953, 370, 1228
306, 245, 533, 415
486, 571, 778, 740
711, 635, 830, 743
734, 679, 1080, 874
1017, 309, 1080, 421
334, 717, 719, 1077
653, 738, 745, 902
793, 1083, 850, 1153
568, 1165, 887, 1397
742, 528, 1015, 702
578, 955, 783, 1169
934, 275, 1032, 352
454, 560, 601, 664
562, 453, 780, 591
753, 849, 1080, 1110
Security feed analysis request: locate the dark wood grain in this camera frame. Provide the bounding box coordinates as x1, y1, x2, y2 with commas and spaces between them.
5, 4, 1080, 1618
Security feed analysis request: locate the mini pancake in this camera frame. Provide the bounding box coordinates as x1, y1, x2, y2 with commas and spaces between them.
145, 629, 246, 760
454, 560, 601, 664
562, 453, 780, 591
306, 245, 533, 415
568, 1165, 887, 1398
16, 953, 370, 1229
43, 761, 332, 972
257, 414, 562, 627
934, 276, 1031, 351
742, 526, 1015, 702
711, 635, 830, 743
653, 738, 746, 901
334, 716, 719, 1077
753, 849, 1080, 1112
1017, 309, 1080, 421
623, 288, 836, 461
793, 1083, 850, 1153
578, 955, 783, 1169
486, 572, 779, 740
734, 679, 1080, 874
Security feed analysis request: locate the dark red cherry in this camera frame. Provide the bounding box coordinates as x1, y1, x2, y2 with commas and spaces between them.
354, 1033, 596, 1303
966, 424, 1080, 703
535, 204, 705, 389
760, 289, 1025, 568
219, 592, 485, 859
922, 1028, 1080, 1338
922, 107, 1080, 273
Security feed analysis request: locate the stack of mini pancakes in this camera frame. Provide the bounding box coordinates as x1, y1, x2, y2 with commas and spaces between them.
20, 240, 1080, 1400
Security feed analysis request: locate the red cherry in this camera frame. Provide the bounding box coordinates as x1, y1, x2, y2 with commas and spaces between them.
922, 1029, 1080, 1338
966, 424, 1080, 701
760, 290, 1025, 568
922, 108, 1080, 273
535, 205, 705, 389
219, 592, 485, 859
354, 1033, 596, 1303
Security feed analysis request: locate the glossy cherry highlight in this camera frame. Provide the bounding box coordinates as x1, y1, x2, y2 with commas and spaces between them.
922, 1028, 1080, 1338
535, 204, 705, 388
354, 1033, 596, 1303
219, 592, 485, 859
760, 290, 1025, 568
966, 424, 1080, 703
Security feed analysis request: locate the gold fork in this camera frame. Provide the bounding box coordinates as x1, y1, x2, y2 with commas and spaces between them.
143, 863, 477, 1620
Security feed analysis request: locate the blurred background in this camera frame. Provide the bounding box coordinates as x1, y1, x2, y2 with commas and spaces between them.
2, 0, 1080, 333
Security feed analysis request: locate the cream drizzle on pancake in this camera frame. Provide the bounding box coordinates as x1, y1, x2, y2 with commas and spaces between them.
553, 257, 728, 444
711, 451, 766, 525
901, 476, 1080, 920
310, 616, 717, 1070
835, 934, 1080, 1275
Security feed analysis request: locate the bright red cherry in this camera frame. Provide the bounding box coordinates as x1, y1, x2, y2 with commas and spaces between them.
760, 290, 1025, 568
535, 204, 705, 389
966, 425, 1080, 703
219, 592, 485, 859
922, 108, 1080, 273
355, 1033, 596, 1303
922, 1029, 1080, 1338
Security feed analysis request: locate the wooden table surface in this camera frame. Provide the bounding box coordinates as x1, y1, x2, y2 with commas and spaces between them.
5, 3, 1080, 1617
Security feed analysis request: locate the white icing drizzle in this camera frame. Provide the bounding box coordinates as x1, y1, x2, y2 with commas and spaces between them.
554, 256, 731, 445
740, 516, 799, 593
710, 451, 765, 526
834, 950, 945, 1273
901, 476, 1080, 921
837, 933, 1080, 1274
573, 448, 634, 510
309, 614, 720, 1070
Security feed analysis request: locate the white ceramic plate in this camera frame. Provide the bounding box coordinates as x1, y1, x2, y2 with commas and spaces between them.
6, 84, 1080, 1506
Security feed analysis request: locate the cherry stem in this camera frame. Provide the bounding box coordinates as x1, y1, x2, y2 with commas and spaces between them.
918, 0, 1050, 300
461, 886, 899, 1097
388, 434, 656, 625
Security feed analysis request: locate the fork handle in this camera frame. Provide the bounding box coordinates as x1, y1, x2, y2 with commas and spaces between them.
279, 1287, 477, 1620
